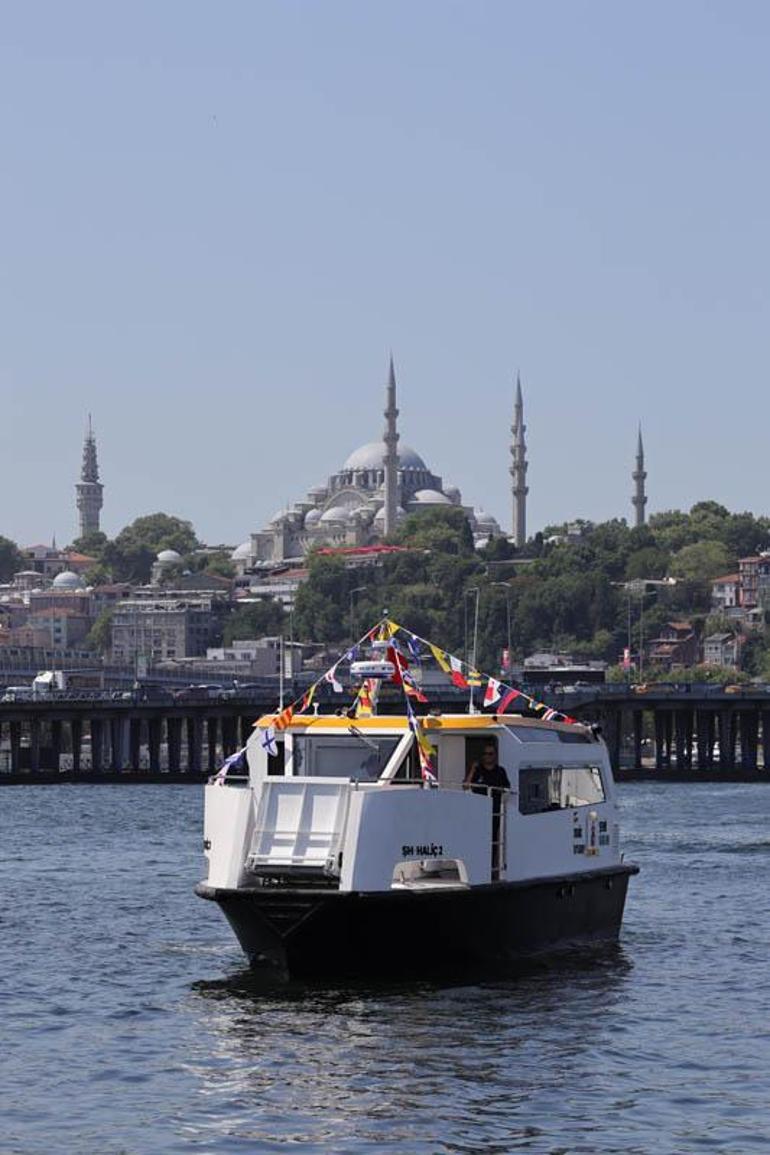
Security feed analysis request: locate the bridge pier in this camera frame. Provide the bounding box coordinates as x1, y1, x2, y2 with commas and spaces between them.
632, 710, 644, 769
740, 711, 759, 771
719, 710, 735, 770
129, 718, 142, 769
148, 718, 162, 773
49, 719, 63, 772
206, 717, 218, 773
241, 714, 258, 750
167, 717, 182, 773
222, 716, 238, 758
762, 712, 770, 771
187, 716, 203, 773
91, 718, 104, 772
10, 720, 21, 772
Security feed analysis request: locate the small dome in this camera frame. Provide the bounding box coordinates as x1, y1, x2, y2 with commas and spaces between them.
445, 485, 462, 504
156, 549, 182, 564
319, 507, 345, 524
412, 489, 451, 505
231, 541, 252, 561
304, 508, 322, 526
269, 510, 288, 526
474, 509, 500, 531
52, 570, 85, 590
342, 441, 427, 471
373, 504, 407, 523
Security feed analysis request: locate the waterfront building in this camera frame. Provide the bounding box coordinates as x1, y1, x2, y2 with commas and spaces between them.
711, 574, 740, 612
75, 416, 103, 537
232, 359, 501, 569
21, 545, 96, 580
111, 595, 225, 664
738, 554, 770, 609
703, 632, 740, 669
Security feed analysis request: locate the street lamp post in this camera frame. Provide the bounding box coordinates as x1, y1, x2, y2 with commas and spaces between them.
349, 586, 366, 645
466, 587, 480, 712
490, 582, 512, 676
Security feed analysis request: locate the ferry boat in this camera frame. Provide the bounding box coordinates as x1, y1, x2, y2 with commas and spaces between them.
196, 624, 638, 979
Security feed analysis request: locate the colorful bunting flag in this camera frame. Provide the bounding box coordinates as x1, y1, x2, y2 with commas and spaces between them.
429, 643, 452, 674
498, 687, 522, 713
274, 705, 294, 731
483, 677, 502, 708
260, 727, 278, 757
297, 684, 316, 714
449, 655, 469, 689
406, 705, 437, 783
324, 665, 343, 693
354, 678, 378, 717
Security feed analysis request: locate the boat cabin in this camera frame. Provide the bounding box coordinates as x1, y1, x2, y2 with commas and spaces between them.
203, 712, 621, 897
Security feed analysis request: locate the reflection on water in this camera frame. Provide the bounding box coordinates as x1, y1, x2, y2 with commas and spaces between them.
4, 783, 770, 1153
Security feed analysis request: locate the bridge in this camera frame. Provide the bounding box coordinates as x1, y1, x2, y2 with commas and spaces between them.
2, 683, 770, 780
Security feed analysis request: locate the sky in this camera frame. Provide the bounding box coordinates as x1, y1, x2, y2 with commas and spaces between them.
1, 0, 769, 548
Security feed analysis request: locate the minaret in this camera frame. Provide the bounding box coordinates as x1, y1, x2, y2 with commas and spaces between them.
632, 424, 647, 527
76, 415, 104, 538
510, 373, 528, 548
382, 355, 400, 536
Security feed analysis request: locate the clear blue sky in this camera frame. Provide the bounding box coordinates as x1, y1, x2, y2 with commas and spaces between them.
2, 1, 768, 547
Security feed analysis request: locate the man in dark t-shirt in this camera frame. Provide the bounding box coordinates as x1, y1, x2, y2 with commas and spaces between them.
464, 743, 510, 880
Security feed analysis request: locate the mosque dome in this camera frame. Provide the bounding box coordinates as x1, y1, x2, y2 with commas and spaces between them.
474, 510, 501, 532
342, 441, 427, 471
445, 485, 462, 505
231, 541, 252, 561
412, 489, 451, 505
156, 549, 182, 565
319, 507, 345, 524
304, 508, 322, 527
52, 570, 85, 590
373, 504, 407, 524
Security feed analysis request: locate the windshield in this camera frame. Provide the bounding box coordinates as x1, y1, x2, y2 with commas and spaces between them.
291, 735, 401, 779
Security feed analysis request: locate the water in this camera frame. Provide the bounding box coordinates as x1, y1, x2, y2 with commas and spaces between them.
2, 783, 770, 1154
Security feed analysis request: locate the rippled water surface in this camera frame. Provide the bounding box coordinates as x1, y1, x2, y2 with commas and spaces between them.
3, 782, 770, 1153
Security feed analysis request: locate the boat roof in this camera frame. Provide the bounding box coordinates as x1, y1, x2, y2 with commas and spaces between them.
254, 713, 590, 737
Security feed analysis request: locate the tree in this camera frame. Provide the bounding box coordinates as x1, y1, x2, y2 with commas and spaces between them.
85, 609, 114, 654
69, 531, 108, 558
393, 507, 476, 556
102, 513, 200, 583
669, 541, 731, 583
0, 536, 22, 582
224, 599, 285, 644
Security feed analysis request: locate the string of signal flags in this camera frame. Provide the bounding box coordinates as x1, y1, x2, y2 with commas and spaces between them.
267, 616, 578, 734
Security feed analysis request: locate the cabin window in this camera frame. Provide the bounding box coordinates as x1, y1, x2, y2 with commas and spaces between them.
291, 735, 400, 779
519, 765, 605, 814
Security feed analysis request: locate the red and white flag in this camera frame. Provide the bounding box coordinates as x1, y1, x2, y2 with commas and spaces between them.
449, 655, 469, 689
324, 665, 343, 693
483, 677, 502, 708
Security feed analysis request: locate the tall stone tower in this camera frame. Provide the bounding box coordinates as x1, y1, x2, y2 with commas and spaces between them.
510, 373, 528, 548
632, 424, 647, 527
382, 355, 400, 536
76, 415, 103, 538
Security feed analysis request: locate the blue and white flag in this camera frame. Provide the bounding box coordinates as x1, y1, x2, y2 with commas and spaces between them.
260, 726, 278, 757
213, 746, 247, 785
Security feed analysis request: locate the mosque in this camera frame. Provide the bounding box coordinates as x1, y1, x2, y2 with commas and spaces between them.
231, 358, 504, 570
71, 364, 650, 576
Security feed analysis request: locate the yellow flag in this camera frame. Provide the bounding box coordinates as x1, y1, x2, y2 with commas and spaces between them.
429, 644, 452, 674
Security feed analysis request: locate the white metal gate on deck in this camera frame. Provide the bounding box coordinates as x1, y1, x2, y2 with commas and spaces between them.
246, 779, 351, 871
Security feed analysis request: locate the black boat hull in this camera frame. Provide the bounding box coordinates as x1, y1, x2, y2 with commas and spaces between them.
196, 863, 638, 980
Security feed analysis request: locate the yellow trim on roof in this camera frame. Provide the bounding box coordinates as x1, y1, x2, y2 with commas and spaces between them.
254, 712, 585, 734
